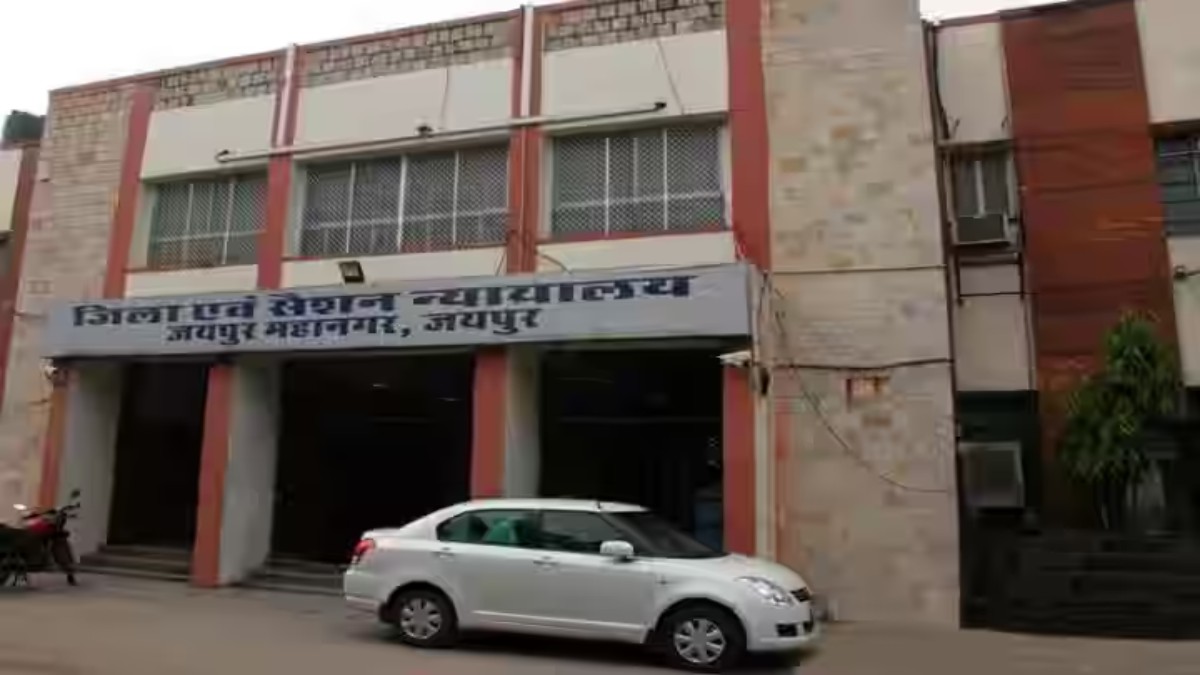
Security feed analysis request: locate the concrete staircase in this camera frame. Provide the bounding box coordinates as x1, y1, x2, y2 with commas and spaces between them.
78, 545, 192, 583
240, 557, 343, 596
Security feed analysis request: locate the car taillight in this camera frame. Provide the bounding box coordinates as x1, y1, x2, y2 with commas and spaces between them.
351, 538, 376, 565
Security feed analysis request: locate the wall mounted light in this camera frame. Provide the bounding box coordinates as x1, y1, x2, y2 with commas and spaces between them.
338, 260, 366, 284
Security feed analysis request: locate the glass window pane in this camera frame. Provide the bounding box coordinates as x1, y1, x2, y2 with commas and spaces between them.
304, 163, 351, 228
405, 152, 456, 218
436, 510, 538, 548
351, 159, 401, 227
189, 180, 219, 235
151, 183, 191, 240
536, 511, 623, 554
1165, 199, 1200, 232
224, 233, 258, 266
981, 153, 1010, 214
553, 135, 607, 207
230, 175, 267, 234
952, 158, 980, 218
552, 204, 605, 238
634, 129, 665, 198
185, 236, 222, 268
457, 147, 508, 214
668, 195, 726, 232
148, 239, 184, 269
666, 127, 721, 196
609, 133, 635, 200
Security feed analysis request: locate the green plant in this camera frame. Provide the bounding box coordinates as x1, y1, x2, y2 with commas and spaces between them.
1059, 313, 1180, 529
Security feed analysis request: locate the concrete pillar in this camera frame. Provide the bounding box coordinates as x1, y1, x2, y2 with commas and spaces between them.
471, 347, 542, 499
192, 359, 281, 586
51, 362, 123, 557
218, 360, 281, 584
504, 347, 540, 498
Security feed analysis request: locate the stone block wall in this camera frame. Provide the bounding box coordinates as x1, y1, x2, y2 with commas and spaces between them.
544, 0, 725, 51
303, 18, 514, 87
762, 0, 959, 624
155, 55, 281, 110
0, 86, 132, 510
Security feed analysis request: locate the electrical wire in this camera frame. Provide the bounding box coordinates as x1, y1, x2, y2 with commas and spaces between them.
759, 272, 953, 495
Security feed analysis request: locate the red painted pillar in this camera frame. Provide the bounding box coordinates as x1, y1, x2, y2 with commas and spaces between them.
192, 364, 234, 587
723, 366, 756, 555
724, 0, 771, 555
258, 47, 303, 290
36, 372, 71, 510
471, 348, 508, 498
103, 85, 154, 300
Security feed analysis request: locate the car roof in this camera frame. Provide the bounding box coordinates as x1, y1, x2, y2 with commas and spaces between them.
455, 498, 648, 514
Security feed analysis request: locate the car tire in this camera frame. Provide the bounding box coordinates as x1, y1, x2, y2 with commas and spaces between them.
387, 588, 458, 649
659, 604, 746, 672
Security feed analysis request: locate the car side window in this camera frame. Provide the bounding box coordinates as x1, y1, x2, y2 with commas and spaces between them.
436, 510, 538, 548
536, 510, 624, 554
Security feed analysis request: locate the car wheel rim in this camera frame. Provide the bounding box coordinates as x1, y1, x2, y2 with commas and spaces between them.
672, 618, 726, 665
399, 598, 443, 640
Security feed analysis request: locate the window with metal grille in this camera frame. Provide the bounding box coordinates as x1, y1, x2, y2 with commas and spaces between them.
1157, 135, 1200, 235
550, 125, 726, 238
146, 174, 266, 270
950, 149, 1015, 219
299, 146, 509, 258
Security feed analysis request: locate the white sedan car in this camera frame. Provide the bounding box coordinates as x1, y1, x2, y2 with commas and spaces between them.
344, 499, 819, 671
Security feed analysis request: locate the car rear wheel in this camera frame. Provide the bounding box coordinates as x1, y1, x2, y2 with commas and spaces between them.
388, 588, 457, 649
660, 605, 746, 672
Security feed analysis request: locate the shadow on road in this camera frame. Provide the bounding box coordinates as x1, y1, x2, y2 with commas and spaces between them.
348, 623, 805, 673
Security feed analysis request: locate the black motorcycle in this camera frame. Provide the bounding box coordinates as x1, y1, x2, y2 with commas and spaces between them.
0, 489, 81, 587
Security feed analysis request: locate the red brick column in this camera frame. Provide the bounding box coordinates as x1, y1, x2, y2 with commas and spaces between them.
192, 363, 234, 587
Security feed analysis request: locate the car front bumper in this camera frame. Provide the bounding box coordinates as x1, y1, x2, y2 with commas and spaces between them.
743, 600, 821, 653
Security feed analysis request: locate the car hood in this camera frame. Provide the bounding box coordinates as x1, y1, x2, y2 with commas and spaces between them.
657, 554, 809, 590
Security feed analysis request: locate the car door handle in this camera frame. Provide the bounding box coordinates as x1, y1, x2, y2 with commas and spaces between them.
534, 556, 558, 569
434, 548, 455, 560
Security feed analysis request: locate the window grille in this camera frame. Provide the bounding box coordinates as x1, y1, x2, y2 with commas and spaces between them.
550, 125, 726, 238
950, 149, 1015, 219
299, 146, 509, 258
1157, 136, 1200, 235
147, 174, 266, 269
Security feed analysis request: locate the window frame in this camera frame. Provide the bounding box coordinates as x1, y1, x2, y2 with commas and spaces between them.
948, 147, 1019, 221
294, 144, 510, 259
1156, 134, 1200, 237
542, 122, 731, 241
141, 172, 267, 271
435, 509, 541, 549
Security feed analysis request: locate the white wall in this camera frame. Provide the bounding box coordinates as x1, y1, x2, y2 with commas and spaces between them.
954, 264, 1032, 392
55, 363, 123, 557
142, 96, 275, 178
542, 31, 728, 121
296, 59, 513, 147
503, 347, 540, 498
126, 266, 259, 297
1137, 0, 1200, 125
937, 21, 1010, 144
537, 231, 737, 272
1169, 237, 1200, 387
218, 360, 281, 584
282, 249, 505, 288
0, 148, 22, 233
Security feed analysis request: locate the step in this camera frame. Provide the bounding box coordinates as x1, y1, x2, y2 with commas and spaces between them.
237, 579, 342, 597
264, 557, 346, 575
253, 567, 342, 587
96, 545, 192, 561
80, 552, 192, 576
77, 563, 190, 584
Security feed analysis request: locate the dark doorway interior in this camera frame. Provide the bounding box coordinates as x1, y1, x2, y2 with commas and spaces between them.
540, 348, 724, 549
108, 362, 209, 548
274, 355, 473, 563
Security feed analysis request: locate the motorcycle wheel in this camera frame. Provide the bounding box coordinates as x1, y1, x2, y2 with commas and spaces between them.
50, 540, 77, 586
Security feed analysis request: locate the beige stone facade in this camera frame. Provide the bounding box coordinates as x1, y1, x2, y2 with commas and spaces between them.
0, 87, 134, 510
543, 0, 725, 51
762, 0, 959, 624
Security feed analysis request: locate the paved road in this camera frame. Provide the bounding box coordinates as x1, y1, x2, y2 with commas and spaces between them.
1, 576, 1199, 674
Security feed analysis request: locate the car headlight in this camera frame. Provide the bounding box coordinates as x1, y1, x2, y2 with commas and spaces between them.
737, 576, 795, 607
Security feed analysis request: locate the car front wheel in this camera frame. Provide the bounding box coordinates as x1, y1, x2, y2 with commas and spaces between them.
660, 604, 746, 672
388, 588, 458, 649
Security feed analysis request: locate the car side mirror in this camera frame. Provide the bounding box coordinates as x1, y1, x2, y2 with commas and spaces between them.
600, 540, 635, 562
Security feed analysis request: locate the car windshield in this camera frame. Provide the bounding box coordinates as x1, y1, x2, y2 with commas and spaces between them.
608, 511, 725, 559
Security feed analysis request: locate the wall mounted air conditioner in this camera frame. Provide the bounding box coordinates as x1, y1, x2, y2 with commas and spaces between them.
959, 440, 1024, 509
954, 213, 1013, 247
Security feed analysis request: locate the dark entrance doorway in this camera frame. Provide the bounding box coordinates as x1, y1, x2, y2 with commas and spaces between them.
107, 362, 208, 548
540, 347, 724, 549
273, 354, 473, 563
